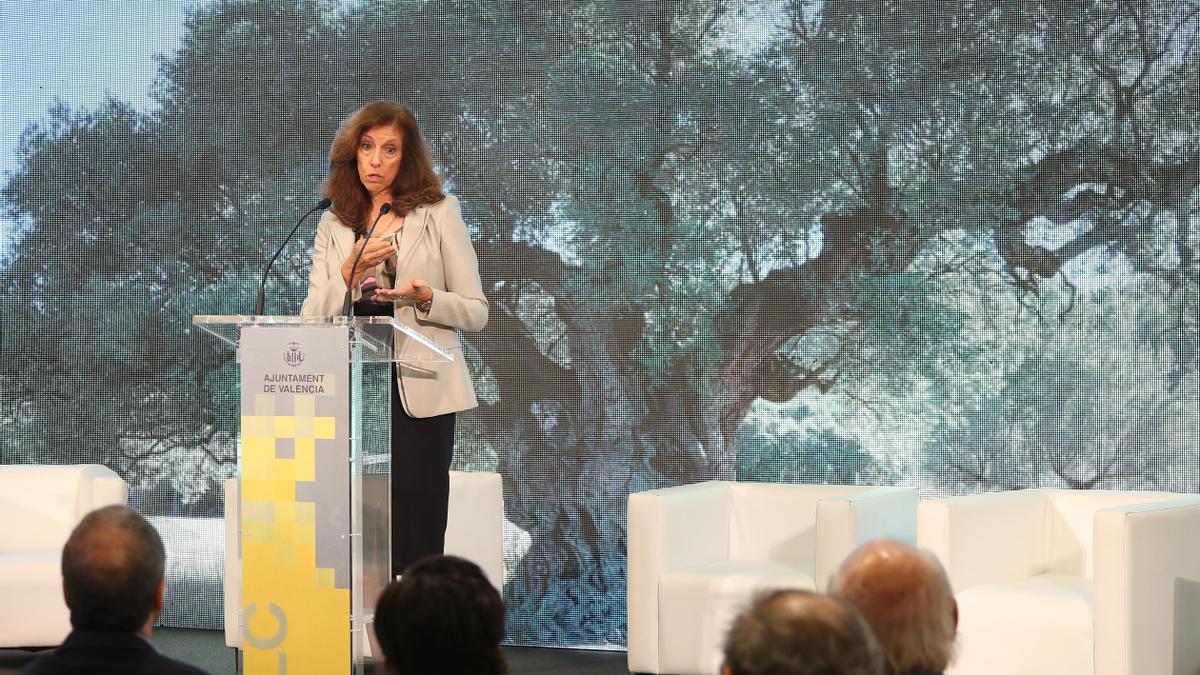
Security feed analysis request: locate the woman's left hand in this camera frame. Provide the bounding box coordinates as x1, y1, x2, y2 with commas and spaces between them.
376, 278, 434, 305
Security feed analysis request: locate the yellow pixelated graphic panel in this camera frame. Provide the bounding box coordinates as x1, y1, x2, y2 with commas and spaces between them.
240, 394, 347, 674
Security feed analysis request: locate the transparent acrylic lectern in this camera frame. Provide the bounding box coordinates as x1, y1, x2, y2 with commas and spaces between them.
193, 314, 451, 675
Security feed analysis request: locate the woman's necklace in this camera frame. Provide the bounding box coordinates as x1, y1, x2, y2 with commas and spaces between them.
372, 210, 404, 238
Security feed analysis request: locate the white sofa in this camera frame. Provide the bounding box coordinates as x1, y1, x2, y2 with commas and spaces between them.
0, 463, 128, 648
919, 489, 1200, 675
223, 470, 505, 649
627, 480, 918, 675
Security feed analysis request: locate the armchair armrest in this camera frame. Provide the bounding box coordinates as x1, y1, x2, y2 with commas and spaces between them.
446, 471, 505, 592
1093, 497, 1200, 675
918, 489, 1049, 593
627, 481, 732, 673
815, 487, 918, 589
78, 464, 127, 512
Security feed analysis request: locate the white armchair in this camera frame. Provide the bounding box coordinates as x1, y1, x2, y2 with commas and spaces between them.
627, 480, 918, 675
918, 489, 1200, 675
0, 463, 128, 648
223, 470, 505, 649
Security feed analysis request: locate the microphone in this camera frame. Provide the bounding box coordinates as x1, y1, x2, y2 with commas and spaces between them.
341, 203, 392, 316
253, 198, 332, 316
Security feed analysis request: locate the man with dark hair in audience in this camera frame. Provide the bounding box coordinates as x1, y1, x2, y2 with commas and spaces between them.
21, 504, 209, 675
373, 554, 506, 675
721, 589, 884, 675
829, 539, 957, 675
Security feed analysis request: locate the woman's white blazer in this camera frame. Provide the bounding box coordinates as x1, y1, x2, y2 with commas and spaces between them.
300, 195, 488, 418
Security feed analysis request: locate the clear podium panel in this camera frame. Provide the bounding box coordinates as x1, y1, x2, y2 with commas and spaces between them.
360, 472, 391, 662
193, 314, 453, 364
358, 361, 394, 663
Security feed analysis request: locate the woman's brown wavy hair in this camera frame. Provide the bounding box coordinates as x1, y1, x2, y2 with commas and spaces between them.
323, 101, 445, 233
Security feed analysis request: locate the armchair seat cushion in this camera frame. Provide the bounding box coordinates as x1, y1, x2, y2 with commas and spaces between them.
0, 550, 62, 569
0, 551, 70, 648
953, 573, 1094, 674
659, 560, 816, 675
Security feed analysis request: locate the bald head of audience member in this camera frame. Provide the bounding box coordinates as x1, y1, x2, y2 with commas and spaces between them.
722, 589, 883, 675
61, 504, 166, 637
830, 540, 957, 675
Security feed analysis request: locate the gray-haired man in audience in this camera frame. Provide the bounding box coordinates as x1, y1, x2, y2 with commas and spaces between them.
721, 589, 884, 675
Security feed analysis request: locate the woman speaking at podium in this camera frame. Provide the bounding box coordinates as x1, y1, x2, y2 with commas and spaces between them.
300, 101, 488, 577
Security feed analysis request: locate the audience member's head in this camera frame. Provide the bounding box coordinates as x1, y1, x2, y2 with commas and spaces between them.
722, 589, 883, 675
374, 555, 506, 675
829, 539, 957, 675
61, 504, 166, 634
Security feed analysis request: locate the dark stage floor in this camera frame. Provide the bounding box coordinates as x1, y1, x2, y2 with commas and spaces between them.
0, 628, 630, 675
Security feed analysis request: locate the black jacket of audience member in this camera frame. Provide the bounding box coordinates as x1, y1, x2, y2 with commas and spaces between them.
19, 628, 209, 675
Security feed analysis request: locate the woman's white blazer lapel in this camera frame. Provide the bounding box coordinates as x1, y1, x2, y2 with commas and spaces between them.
300, 212, 356, 317
394, 205, 430, 272
330, 218, 355, 263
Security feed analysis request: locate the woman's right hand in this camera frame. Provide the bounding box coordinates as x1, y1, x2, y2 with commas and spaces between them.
341, 238, 397, 287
